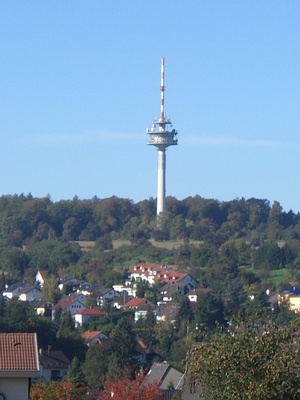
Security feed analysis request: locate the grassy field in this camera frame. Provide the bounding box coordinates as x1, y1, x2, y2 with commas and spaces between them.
241, 265, 290, 285
75, 239, 202, 251
269, 269, 290, 284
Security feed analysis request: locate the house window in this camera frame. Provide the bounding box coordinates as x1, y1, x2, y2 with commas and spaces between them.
51, 370, 61, 381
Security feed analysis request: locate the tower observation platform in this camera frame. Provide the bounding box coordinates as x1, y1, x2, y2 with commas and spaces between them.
146, 58, 178, 215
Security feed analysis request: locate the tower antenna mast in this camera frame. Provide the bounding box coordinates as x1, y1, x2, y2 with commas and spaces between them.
146, 58, 178, 215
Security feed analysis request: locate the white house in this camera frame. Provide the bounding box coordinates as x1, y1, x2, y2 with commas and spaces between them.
52, 298, 86, 319
35, 270, 48, 287
127, 263, 173, 286
3, 282, 28, 299
113, 284, 137, 298
18, 286, 41, 302
74, 308, 107, 327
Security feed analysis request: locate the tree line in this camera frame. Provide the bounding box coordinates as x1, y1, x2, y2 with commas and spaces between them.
0, 194, 298, 245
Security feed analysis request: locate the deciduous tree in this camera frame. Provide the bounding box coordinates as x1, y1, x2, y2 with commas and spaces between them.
30, 379, 88, 400
101, 373, 161, 400
189, 315, 300, 399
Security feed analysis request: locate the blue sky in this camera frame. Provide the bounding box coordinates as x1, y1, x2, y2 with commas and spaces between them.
1, 1, 300, 212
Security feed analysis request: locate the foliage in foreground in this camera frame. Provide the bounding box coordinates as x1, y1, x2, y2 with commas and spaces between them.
189, 315, 300, 400
101, 373, 161, 400
30, 379, 88, 400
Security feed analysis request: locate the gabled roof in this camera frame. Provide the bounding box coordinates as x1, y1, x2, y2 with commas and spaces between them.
29, 299, 53, 308
124, 297, 148, 307
156, 271, 190, 285
74, 308, 107, 316
128, 263, 172, 274
144, 362, 184, 390
82, 330, 107, 341
156, 305, 180, 320
113, 294, 133, 306
281, 288, 300, 296
4, 281, 27, 293
188, 288, 212, 295
18, 286, 41, 295
136, 338, 147, 355
58, 270, 65, 280
53, 297, 85, 310
96, 287, 118, 296
160, 281, 192, 295
39, 350, 70, 369
144, 362, 170, 386
37, 270, 48, 280
66, 292, 86, 301
0, 333, 39, 374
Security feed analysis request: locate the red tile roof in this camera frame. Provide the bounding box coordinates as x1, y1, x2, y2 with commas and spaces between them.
124, 298, 147, 307
82, 330, 105, 341
128, 263, 172, 274
53, 297, 84, 310
0, 333, 39, 371
18, 286, 41, 295
128, 263, 193, 285
38, 270, 48, 280
74, 308, 107, 316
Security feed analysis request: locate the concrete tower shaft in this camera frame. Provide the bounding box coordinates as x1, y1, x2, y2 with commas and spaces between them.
146, 58, 178, 215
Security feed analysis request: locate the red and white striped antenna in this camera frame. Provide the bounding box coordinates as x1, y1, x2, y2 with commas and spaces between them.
160, 57, 165, 122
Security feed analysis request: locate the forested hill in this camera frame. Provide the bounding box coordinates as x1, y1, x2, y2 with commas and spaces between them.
0, 193, 300, 292
0, 193, 297, 244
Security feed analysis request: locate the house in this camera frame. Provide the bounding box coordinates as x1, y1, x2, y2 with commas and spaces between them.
123, 297, 154, 321
35, 270, 48, 287
86, 336, 147, 367
159, 271, 197, 288
38, 349, 70, 381
279, 288, 300, 312
81, 330, 109, 347
29, 299, 53, 317
127, 263, 173, 286
65, 292, 87, 304
127, 263, 197, 290
123, 297, 152, 310
156, 305, 180, 324
113, 293, 134, 309
0, 332, 39, 400
3, 282, 30, 300
74, 308, 107, 327
144, 362, 184, 393
187, 288, 212, 303
160, 281, 194, 303
76, 282, 104, 296
35, 270, 65, 287
135, 338, 148, 366
58, 277, 81, 292
52, 297, 86, 319
18, 286, 41, 302
113, 284, 137, 298
94, 287, 120, 307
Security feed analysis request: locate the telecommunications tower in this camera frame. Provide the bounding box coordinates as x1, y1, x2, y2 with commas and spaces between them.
146, 58, 178, 215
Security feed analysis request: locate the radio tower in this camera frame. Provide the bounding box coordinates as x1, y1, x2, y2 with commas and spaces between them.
146, 58, 178, 215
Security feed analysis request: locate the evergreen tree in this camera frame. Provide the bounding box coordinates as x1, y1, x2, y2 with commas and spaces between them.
110, 317, 137, 372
